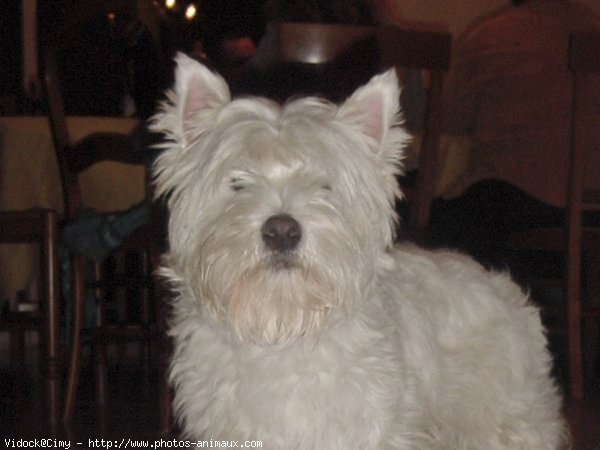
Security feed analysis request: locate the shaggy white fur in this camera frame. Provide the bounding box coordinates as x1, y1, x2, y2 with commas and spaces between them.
151, 53, 567, 449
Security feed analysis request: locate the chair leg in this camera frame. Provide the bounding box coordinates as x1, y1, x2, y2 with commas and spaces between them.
566, 245, 584, 399
42, 209, 61, 424
63, 256, 86, 420
567, 296, 584, 400
153, 253, 172, 434
95, 341, 110, 406
583, 252, 600, 383
9, 326, 26, 371
159, 332, 172, 434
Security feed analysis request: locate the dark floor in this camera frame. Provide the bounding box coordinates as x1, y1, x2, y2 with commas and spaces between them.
0, 340, 172, 447
0, 335, 599, 449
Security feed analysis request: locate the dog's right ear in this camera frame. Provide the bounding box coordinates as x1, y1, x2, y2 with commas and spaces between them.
152, 52, 231, 149
174, 53, 231, 140
151, 53, 231, 201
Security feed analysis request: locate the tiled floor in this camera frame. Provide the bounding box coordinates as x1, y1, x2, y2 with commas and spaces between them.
0, 336, 598, 449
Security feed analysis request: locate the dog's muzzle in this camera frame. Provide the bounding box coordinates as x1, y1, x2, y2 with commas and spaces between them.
261, 214, 301, 252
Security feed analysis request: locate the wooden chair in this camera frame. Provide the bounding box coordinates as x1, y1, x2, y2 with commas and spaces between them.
0, 209, 61, 424
508, 32, 600, 399
42, 3, 171, 430
245, 22, 452, 238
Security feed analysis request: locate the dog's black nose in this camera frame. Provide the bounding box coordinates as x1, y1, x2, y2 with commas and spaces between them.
261, 214, 301, 252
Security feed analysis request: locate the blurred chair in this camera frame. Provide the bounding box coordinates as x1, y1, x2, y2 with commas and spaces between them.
42, 2, 171, 430
252, 22, 451, 238
508, 32, 600, 399
0, 209, 61, 424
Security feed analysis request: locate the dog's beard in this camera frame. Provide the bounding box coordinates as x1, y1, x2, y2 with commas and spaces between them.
185, 209, 374, 346
224, 260, 335, 345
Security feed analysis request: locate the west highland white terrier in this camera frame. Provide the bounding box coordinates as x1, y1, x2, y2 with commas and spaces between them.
151, 53, 566, 449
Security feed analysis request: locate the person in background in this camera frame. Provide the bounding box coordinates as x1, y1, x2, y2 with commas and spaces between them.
430, 0, 600, 268
196, 0, 264, 81
207, 0, 423, 133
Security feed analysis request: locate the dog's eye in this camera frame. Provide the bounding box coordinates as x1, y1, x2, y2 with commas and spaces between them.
229, 171, 255, 192
230, 178, 244, 191
322, 184, 332, 191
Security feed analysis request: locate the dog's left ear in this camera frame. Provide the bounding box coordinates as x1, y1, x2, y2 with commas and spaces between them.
337, 69, 406, 157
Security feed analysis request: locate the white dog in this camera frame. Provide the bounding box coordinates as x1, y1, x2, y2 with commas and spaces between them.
151, 53, 566, 449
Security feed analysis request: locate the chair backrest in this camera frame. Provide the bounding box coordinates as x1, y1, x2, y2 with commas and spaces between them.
44, 44, 144, 218
42, 2, 163, 218
566, 31, 600, 291
271, 22, 452, 236
562, 31, 600, 400
568, 31, 600, 216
